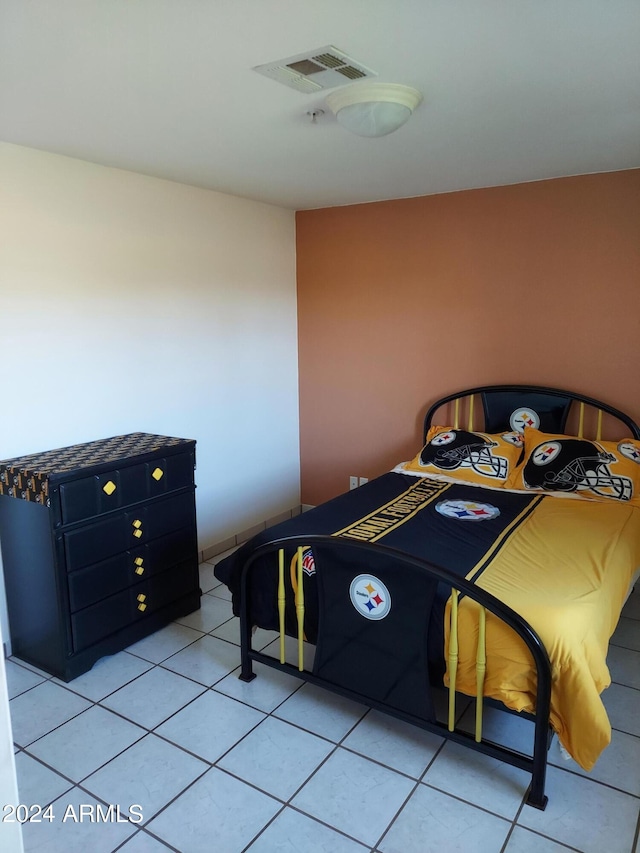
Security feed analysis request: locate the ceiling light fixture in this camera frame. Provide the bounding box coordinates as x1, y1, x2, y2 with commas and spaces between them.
325, 82, 422, 138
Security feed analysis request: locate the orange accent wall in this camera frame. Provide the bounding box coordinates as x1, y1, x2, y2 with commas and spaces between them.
296, 170, 640, 506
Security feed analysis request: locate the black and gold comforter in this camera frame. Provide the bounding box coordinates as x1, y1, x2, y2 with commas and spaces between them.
215, 472, 639, 770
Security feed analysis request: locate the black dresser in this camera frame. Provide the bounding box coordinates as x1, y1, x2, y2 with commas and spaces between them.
0, 433, 200, 681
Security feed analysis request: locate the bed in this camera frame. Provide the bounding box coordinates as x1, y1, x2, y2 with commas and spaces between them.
214, 385, 640, 810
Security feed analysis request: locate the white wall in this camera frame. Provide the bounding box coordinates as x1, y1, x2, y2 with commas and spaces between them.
0, 142, 300, 643
0, 142, 299, 533
0, 143, 298, 829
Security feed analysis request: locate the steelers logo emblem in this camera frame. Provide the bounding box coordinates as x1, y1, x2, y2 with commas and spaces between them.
431, 431, 456, 446
618, 442, 640, 464
349, 575, 391, 621
509, 408, 540, 433
435, 500, 500, 521
532, 442, 562, 465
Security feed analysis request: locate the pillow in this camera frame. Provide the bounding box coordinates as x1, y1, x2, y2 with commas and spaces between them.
506, 427, 640, 505
401, 426, 524, 487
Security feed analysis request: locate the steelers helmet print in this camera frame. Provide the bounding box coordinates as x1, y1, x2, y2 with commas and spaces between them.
419, 430, 509, 479
522, 438, 633, 501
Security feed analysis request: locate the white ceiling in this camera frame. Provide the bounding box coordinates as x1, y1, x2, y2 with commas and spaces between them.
1, 0, 639, 210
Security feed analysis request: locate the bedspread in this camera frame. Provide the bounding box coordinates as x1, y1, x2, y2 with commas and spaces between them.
215, 472, 639, 770
446, 494, 640, 770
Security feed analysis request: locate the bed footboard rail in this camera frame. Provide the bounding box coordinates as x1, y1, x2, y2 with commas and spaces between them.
238, 534, 552, 810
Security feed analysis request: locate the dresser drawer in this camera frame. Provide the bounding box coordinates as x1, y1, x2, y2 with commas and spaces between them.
71, 559, 197, 651
59, 464, 147, 524
63, 490, 195, 572
59, 451, 194, 524
146, 453, 195, 498
67, 526, 197, 611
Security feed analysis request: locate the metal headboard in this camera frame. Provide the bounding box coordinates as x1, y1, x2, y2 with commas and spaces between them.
423, 384, 640, 442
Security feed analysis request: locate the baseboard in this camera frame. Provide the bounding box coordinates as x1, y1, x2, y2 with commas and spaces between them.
200, 504, 304, 563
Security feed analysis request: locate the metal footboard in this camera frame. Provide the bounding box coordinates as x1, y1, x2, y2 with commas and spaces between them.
238, 534, 551, 810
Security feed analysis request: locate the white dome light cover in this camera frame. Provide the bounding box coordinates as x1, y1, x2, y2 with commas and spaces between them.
325, 83, 423, 137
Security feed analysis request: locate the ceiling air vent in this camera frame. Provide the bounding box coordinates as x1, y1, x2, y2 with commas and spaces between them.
253, 46, 377, 94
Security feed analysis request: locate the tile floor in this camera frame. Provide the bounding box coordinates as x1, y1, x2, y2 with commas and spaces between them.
6, 555, 640, 853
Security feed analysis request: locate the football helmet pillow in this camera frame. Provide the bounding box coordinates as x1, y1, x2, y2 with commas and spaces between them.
401, 426, 523, 488
506, 428, 640, 505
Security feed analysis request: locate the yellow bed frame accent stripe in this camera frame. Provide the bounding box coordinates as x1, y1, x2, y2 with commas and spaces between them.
450, 393, 475, 432
448, 588, 487, 742
475, 606, 486, 742
296, 546, 305, 670
278, 550, 286, 664
448, 588, 459, 731
279, 547, 307, 670
578, 402, 605, 441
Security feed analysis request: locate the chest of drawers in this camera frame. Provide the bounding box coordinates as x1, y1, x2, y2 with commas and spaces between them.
0, 433, 200, 681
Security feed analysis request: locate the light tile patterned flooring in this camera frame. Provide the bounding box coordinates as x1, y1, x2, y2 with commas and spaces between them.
6, 554, 640, 853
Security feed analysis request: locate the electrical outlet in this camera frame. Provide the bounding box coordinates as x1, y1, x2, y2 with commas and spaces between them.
349, 476, 358, 490
359, 477, 368, 486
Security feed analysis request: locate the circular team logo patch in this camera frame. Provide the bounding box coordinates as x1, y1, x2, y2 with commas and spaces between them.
431, 431, 456, 446
349, 575, 391, 620
435, 499, 500, 521
618, 442, 640, 464
532, 441, 562, 465
509, 408, 540, 433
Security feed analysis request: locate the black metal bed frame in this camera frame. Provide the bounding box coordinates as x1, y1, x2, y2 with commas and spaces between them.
239, 535, 553, 809
234, 385, 640, 811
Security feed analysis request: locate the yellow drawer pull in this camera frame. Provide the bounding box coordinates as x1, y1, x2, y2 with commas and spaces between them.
138, 603, 147, 612
132, 519, 142, 529
133, 529, 143, 539
151, 467, 164, 481
134, 557, 144, 566
102, 480, 117, 496
135, 566, 145, 575
137, 593, 146, 603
